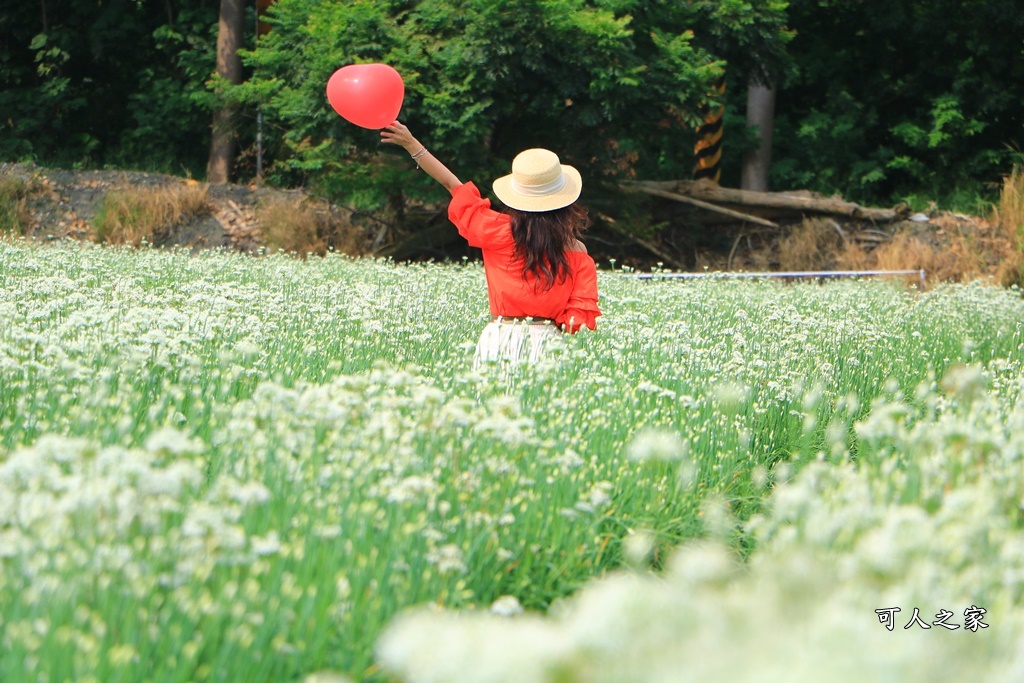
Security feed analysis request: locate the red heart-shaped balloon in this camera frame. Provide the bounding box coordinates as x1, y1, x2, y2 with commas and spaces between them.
326, 64, 405, 130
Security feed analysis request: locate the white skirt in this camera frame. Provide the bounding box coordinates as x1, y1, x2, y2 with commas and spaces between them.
473, 320, 563, 370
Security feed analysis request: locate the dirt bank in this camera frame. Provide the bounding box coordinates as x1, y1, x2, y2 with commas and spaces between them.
2, 161, 1017, 285
1, 162, 324, 252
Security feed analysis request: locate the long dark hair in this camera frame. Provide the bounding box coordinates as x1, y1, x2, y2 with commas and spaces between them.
508, 204, 591, 291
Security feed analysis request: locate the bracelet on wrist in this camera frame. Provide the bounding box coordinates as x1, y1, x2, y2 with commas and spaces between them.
410, 146, 428, 160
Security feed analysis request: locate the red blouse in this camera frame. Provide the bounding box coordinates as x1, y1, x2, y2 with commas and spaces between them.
448, 182, 601, 333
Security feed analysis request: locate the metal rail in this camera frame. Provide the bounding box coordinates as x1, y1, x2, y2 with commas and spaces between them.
632, 269, 927, 288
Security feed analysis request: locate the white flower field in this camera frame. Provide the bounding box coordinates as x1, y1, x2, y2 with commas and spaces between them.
1, 241, 1023, 682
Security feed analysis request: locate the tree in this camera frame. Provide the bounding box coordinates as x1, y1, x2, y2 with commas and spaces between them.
237, 0, 791, 216
0, 0, 216, 174
773, 0, 1024, 205
207, 0, 246, 184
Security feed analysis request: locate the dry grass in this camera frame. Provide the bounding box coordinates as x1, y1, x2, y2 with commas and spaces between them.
992, 166, 1024, 287
871, 234, 941, 287
256, 195, 364, 258
993, 166, 1024, 241
833, 239, 872, 271
840, 224, 989, 286
995, 250, 1024, 287
94, 184, 210, 246
776, 218, 843, 271
697, 173, 1024, 289
0, 174, 33, 235
833, 169, 1024, 287
748, 241, 774, 271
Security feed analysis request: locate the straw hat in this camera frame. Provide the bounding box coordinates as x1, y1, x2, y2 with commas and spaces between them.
492, 148, 582, 212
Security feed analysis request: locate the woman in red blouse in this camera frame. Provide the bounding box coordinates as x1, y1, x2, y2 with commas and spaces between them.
382, 122, 601, 366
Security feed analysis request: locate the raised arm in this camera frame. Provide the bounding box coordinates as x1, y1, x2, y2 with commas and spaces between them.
381, 122, 462, 195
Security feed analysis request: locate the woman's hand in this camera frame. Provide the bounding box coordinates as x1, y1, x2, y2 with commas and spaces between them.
380, 121, 420, 154
379, 121, 462, 195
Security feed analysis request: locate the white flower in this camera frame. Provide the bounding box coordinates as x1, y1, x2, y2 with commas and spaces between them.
228, 482, 272, 507
302, 672, 353, 683
250, 531, 282, 557
233, 340, 263, 361
623, 529, 655, 566
574, 481, 614, 513
427, 544, 467, 575
712, 382, 749, 410
626, 429, 686, 462
490, 595, 524, 617
940, 363, 987, 399
386, 475, 438, 504
550, 449, 585, 469
144, 427, 202, 456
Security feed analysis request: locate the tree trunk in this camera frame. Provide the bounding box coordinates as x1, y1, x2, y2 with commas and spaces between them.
207, 0, 245, 185
741, 82, 776, 192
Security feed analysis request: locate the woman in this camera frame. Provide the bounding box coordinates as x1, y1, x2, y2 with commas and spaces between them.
381, 122, 600, 366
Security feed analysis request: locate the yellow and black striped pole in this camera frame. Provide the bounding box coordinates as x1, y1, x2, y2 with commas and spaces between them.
693, 77, 726, 184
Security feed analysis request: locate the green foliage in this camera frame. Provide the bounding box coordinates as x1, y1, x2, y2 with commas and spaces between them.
0, 0, 219, 175
238, 0, 791, 211
108, 8, 222, 177
3, 0, 1023, 221
773, 0, 1024, 207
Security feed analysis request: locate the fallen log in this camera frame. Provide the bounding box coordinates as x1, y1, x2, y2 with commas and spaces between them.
624, 179, 908, 223
621, 184, 779, 228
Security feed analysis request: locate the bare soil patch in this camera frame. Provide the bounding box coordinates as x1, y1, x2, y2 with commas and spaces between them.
0, 162, 366, 255
2, 162, 1017, 287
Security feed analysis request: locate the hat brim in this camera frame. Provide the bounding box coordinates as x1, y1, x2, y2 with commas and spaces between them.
492, 165, 582, 212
